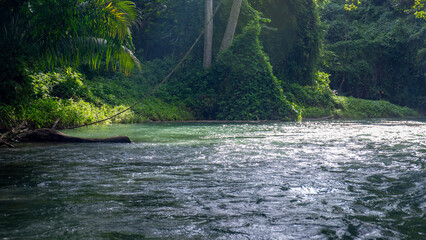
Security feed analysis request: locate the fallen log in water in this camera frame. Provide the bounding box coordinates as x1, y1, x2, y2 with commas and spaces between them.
19, 128, 132, 143
0, 139, 15, 148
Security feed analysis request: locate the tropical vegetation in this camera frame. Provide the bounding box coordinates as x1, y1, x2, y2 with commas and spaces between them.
0, 0, 423, 134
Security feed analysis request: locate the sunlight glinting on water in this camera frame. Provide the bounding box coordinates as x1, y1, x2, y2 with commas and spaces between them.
1, 119, 425, 239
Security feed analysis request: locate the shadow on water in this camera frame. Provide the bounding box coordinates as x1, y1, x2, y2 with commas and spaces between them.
0, 158, 65, 234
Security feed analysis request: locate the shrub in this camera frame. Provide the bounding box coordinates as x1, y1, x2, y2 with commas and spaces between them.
333, 96, 419, 118
1, 98, 137, 129
30, 68, 91, 100
283, 71, 335, 118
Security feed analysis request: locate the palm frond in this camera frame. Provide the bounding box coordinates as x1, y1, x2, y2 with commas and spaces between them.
81, 0, 139, 40
32, 0, 142, 74
42, 36, 141, 75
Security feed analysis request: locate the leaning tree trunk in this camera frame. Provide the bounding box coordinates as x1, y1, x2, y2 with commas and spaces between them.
219, 0, 242, 52
203, 0, 214, 68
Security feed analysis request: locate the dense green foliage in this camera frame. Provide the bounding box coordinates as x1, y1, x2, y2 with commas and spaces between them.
208, 21, 301, 120
285, 71, 336, 118
0, 0, 422, 133
0, 67, 193, 131
321, 0, 425, 111
0, 0, 141, 104
333, 95, 419, 118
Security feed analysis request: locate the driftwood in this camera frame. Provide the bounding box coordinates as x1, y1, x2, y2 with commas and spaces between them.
0, 121, 29, 148
0, 139, 15, 148
19, 128, 132, 143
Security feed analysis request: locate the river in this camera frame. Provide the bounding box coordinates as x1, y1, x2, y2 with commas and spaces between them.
1, 119, 425, 239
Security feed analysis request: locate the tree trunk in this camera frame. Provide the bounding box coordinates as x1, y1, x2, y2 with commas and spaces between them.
19, 128, 132, 143
203, 0, 214, 68
219, 0, 242, 52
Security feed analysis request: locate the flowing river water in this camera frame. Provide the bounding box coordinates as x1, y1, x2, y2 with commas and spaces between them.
0, 119, 425, 239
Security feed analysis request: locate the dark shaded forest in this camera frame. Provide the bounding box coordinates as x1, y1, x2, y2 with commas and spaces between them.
322, 0, 425, 110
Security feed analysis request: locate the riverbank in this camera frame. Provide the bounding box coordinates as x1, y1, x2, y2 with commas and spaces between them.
303, 96, 420, 119
0, 95, 420, 130
0, 68, 421, 141
1, 96, 420, 148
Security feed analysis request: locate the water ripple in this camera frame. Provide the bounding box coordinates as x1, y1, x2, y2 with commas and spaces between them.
0, 119, 425, 239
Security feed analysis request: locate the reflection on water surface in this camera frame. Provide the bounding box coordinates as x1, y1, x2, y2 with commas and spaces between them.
1, 119, 425, 239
